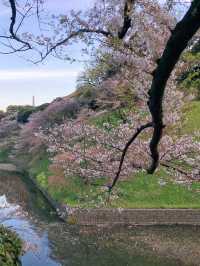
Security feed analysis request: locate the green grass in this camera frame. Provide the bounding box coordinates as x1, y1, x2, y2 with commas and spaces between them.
28, 150, 52, 189
29, 153, 50, 176
47, 168, 200, 209
44, 101, 200, 209
181, 101, 200, 134
26, 100, 200, 209
90, 108, 129, 129
113, 169, 200, 208
48, 175, 108, 207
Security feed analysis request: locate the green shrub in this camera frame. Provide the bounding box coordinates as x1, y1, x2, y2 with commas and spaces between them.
36, 172, 48, 189
178, 50, 200, 98
76, 87, 97, 108
0, 226, 22, 266
16, 103, 50, 124
17, 106, 36, 123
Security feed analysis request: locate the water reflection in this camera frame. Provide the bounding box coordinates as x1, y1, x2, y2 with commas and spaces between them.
0, 172, 199, 266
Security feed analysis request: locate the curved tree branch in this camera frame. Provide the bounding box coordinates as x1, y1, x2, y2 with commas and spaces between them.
147, 0, 200, 174
35, 0, 136, 63
8, 0, 32, 50
1, 0, 135, 57
108, 122, 153, 192
35, 28, 113, 63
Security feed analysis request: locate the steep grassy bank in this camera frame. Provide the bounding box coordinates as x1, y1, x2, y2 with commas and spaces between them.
24, 100, 200, 209
43, 168, 200, 209
0, 94, 199, 210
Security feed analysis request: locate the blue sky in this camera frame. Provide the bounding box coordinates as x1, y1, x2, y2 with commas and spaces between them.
0, 0, 93, 110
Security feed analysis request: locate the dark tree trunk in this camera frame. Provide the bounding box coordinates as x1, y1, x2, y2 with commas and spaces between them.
147, 0, 200, 174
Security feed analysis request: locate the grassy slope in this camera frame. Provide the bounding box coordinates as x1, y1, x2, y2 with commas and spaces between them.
46, 168, 200, 208
2, 103, 198, 209
181, 101, 200, 134
30, 101, 200, 208
114, 169, 200, 208
114, 101, 200, 208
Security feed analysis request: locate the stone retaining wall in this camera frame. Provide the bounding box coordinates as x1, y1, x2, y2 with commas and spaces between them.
66, 208, 200, 226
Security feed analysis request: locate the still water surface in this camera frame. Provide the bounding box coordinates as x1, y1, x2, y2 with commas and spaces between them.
0, 172, 199, 266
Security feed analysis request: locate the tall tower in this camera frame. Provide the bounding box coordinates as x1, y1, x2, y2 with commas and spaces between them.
32, 96, 35, 107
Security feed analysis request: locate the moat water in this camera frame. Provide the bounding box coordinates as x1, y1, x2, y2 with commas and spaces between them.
0, 172, 199, 266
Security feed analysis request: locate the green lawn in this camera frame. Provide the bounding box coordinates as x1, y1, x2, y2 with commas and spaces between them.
113, 169, 200, 208
45, 168, 200, 209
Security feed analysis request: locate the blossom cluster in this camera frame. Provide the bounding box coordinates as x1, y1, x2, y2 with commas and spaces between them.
39, 105, 200, 183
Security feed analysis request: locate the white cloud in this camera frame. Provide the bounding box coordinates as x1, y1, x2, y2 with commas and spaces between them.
0, 70, 79, 80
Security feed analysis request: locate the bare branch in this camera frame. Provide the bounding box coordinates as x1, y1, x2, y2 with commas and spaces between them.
15, 6, 33, 34
108, 122, 153, 192
34, 0, 136, 63
35, 28, 113, 63
8, 0, 32, 49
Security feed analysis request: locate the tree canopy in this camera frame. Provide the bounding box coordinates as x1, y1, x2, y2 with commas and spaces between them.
0, 0, 200, 190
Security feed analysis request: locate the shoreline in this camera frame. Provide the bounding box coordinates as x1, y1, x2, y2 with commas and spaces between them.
1, 167, 200, 226
21, 172, 200, 227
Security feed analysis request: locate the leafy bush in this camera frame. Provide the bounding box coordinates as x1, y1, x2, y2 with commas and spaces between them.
17, 106, 36, 124
17, 103, 50, 124
181, 68, 200, 98
36, 172, 48, 189
76, 87, 97, 108
178, 49, 200, 98
0, 226, 22, 266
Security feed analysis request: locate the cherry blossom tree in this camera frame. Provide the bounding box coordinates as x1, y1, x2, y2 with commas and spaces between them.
38, 100, 200, 187
1, 0, 200, 190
